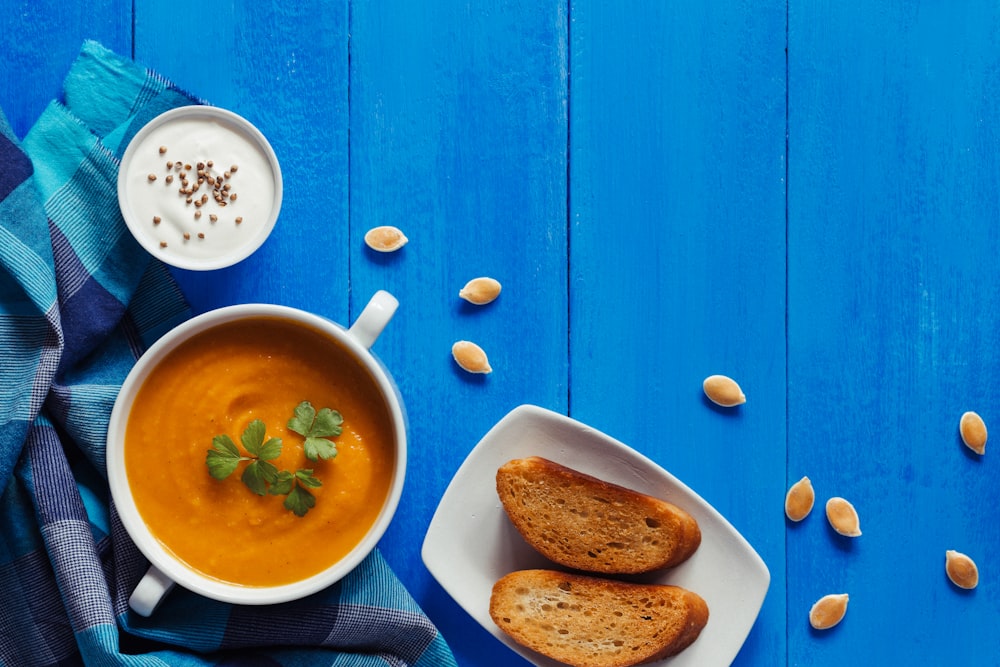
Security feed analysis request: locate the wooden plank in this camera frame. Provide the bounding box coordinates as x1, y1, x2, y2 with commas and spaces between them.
569, 2, 788, 664
349, 3, 568, 665
0, 0, 131, 138
134, 0, 350, 320
788, 2, 1000, 664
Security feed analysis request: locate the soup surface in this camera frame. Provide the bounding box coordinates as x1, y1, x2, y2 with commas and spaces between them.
124, 317, 396, 587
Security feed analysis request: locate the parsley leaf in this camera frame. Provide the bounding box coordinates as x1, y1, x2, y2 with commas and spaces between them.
288, 401, 343, 461
295, 468, 323, 488
241, 460, 269, 495
303, 436, 336, 462
258, 437, 283, 461
206, 434, 242, 480
287, 401, 316, 435
269, 469, 294, 496
241, 419, 266, 456
311, 408, 344, 438
284, 483, 317, 517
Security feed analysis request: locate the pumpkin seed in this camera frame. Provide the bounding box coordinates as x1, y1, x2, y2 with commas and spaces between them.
959, 411, 987, 455
459, 277, 502, 305
945, 550, 979, 589
825, 497, 861, 537
364, 225, 408, 252
702, 374, 746, 407
451, 340, 492, 374
809, 593, 849, 630
784, 476, 815, 522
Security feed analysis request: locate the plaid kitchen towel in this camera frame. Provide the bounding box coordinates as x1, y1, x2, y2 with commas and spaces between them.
0, 40, 456, 667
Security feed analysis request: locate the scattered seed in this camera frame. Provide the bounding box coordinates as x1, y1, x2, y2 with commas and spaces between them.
194, 200, 203, 208
959, 411, 987, 455
945, 550, 979, 589
152, 216, 161, 225
230, 193, 237, 201
166, 175, 174, 184
207, 160, 214, 167
186, 196, 193, 204
183, 232, 191, 240
451, 340, 492, 374
197, 232, 205, 239
230, 164, 238, 172
147, 173, 157, 182
158, 145, 167, 154
166, 161, 174, 170
703, 374, 746, 407
459, 277, 502, 305
197, 162, 204, 170
364, 225, 408, 252
235, 216, 243, 224
809, 594, 848, 630
195, 210, 202, 219
209, 214, 218, 222
784, 476, 815, 522
825, 497, 861, 537
159, 241, 167, 248
184, 163, 192, 170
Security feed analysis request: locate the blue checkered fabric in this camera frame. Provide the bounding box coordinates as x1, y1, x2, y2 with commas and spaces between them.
0, 41, 455, 667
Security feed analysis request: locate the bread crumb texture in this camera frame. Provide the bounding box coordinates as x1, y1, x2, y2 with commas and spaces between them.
496, 457, 701, 574
490, 569, 709, 667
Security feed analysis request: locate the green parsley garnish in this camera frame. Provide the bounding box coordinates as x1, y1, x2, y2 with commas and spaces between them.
205, 402, 341, 517
287, 401, 343, 461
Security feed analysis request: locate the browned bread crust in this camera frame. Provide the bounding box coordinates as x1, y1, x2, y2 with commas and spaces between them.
490, 569, 709, 667
496, 457, 701, 574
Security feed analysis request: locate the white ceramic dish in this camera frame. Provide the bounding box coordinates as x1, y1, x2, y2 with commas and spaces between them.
117, 105, 282, 270
108, 291, 404, 616
421, 404, 769, 667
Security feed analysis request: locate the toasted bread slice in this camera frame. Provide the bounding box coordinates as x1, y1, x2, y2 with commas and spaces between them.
496, 457, 701, 573
490, 569, 709, 667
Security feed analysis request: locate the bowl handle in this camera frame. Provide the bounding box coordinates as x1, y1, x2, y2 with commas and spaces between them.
129, 564, 176, 617
348, 290, 399, 349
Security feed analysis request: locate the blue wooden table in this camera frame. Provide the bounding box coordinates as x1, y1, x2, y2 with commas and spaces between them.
3, 1, 999, 665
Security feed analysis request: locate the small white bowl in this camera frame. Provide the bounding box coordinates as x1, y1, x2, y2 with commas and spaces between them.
117, 105, 282, 270
421, 405, 770, 667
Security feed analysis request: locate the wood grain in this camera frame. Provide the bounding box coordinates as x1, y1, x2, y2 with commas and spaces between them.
569, 2, 788, 664
788, 1, 1000, 664
0, 0, 130, 138
349, 3, 567, 665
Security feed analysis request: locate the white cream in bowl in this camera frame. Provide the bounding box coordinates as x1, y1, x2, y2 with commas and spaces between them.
118, 106, 282, 270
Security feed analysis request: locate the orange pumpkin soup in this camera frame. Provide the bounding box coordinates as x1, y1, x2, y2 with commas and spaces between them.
124, 317, 396, 587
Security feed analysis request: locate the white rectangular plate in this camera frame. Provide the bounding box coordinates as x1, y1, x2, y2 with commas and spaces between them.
421, 404, 769, 667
